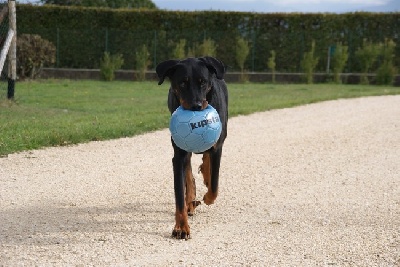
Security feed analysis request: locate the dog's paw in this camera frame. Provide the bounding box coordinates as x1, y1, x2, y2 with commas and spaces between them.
172, 229, 190, 240
173, 211, 191, 240
187, 200, 202, 216
203, 192, 217, 205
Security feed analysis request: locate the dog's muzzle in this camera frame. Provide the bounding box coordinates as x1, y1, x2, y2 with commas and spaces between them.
190, 100, 208, 111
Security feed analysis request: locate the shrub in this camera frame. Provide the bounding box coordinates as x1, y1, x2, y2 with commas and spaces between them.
376, 39, 397, 85
355, 39, 380, 84
100, 52, 124, 81
184, 38, 217, 58
17, 34, 56, 79
135, 44, 150, 81
267, 50, 276, 83
236, 37, 250, 82
376, 61, 397, 85
301, 40, 319, 84
172, 39, 186, 59
331, 43, 348, 84
197, 38, 217, 57
187, 46, 196, 58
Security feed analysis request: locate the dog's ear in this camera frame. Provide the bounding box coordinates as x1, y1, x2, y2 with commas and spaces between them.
198, 56, 226, 80
156, 59, 180, 85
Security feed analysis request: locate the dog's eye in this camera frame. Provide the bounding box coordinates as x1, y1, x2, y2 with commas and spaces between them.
179, 77, 189, 88
199, 79, 207, 86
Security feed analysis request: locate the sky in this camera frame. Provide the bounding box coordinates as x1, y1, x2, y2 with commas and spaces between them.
152, 0, 399, 13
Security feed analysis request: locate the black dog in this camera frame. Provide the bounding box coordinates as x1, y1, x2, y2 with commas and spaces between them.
156, 57, 228, 240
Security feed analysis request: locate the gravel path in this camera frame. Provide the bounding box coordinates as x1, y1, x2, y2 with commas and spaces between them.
1, 95, 399, 266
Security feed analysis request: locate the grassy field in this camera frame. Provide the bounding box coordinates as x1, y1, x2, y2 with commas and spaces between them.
1, 80, 399, 156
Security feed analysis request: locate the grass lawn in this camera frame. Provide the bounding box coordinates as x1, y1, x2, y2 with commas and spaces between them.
1, 79, 399, 156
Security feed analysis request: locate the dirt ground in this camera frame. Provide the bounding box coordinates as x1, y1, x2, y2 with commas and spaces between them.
1, 95, 399, 266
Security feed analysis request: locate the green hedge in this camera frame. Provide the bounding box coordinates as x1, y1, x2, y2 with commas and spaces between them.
17, 4, 400, 72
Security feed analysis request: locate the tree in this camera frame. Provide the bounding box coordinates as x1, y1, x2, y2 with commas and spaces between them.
40, 0, 158, 9
235, 37, 249, 82
376, 39, 397, 85
331, 43, 348, 84
300, 40, 319, 84
197, 38, 217, 57
267, 50, 276, 83
135, 44, 150, 81
355, 39, 380, 84
172, 39, 186, 59
99, 52, 124, 81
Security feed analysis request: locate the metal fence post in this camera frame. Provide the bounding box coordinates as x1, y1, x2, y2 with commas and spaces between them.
153, 30, 157, 68
105, 28, 109, 52
347, 30, 352, 73
56, 27, 60, 67
251, 30, 256, 72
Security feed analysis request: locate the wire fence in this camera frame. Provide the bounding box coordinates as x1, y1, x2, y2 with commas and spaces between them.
20, 26, 400, 75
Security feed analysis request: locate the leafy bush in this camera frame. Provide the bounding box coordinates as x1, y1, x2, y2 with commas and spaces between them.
236, 37, 250, 82
301, 40, 319, 84
17, 34, 56, 79
172, 39, 186, 59
100, 52, 124, 81
331, 43, 348, 84
187, 46, 195, 58
377, 61, 397, 85
135, 44, 150, 81
376, 39, 397, 85
173, 38, 217, 58
355, 40, 380, 84
267, 50, 276, 83
197, 38, 217, 57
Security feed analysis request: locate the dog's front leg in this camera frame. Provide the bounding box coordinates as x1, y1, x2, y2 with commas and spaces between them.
171, 143, 191, 240
185, 153, 201, 216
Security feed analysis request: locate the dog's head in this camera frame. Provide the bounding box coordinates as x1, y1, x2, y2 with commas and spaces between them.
156, 56, 226, 111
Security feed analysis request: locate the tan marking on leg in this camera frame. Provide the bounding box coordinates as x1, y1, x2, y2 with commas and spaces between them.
199, 153, 217, 205
199, 153, 211, 188
203, 190, 218, 205
185, 156, 197, 216
173, 206, 190, 240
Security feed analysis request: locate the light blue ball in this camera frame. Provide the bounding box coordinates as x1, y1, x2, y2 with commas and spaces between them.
169, 105, 222, 153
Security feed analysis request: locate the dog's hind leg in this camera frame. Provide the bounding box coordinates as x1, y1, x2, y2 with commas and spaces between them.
199, 152, 211, 189
185, 154, 201, 216
199, 148, 222, 205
